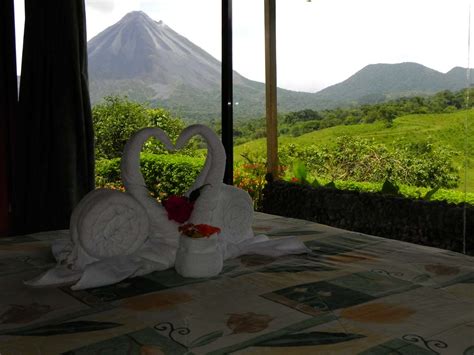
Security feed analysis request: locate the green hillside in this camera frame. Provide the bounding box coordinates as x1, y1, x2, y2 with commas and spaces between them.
235, 109, 474, 192
314, 63, 474, 105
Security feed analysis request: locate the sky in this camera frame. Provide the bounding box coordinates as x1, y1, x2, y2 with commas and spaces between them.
14, 0, 474, 92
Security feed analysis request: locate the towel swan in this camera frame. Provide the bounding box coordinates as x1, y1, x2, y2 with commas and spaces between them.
175, 125, 307, 262
121, 127, 181, 247
175, 125, 254, 244
121, 124, 253, 245
25, 127, 181, 289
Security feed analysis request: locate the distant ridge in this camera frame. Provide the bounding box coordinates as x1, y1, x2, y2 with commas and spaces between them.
314, 62, 474, 104
87, 11, 473, 119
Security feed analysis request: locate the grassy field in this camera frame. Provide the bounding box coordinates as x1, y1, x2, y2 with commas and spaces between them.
235, 109, 474, 192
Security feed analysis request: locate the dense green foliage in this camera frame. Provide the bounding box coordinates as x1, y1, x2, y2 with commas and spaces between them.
284, 156, 472, 204
231, 88, 474, 143
278, 137, 459, 188
285, 176, 474, 206
96, 153, 204, 199
91, 92, 472, 208
236, 109, 473, 192
94, 149, 472, 206
92, 96, 188, 159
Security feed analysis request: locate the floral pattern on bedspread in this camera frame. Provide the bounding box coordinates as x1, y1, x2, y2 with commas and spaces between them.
0, 212, 472, 354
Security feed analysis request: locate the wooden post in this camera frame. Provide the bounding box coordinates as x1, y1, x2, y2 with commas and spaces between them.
264, 0, 278, 179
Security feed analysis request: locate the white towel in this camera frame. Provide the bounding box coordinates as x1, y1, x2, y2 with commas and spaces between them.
210, 184, 255, 245
172, 124, 310, 278
121, 127, 181, 247
25, 188, 176, 290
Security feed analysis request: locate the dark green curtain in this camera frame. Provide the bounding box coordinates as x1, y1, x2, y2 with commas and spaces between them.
13, 0, 94, 233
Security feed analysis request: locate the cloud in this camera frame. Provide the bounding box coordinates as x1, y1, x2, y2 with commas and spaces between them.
86, 0, 114, 13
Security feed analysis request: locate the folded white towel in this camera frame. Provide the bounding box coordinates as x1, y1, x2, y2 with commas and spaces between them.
210, 184, 254, 244
25, 188, 176, 290
173, 231, 310, 278
175, 234, 223, 278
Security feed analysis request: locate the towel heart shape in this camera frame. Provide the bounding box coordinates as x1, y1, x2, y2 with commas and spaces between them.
121, 125, 225, 199
120, 125, 227, 234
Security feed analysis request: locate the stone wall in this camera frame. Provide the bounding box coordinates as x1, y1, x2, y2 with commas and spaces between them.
261, 181, 473, 255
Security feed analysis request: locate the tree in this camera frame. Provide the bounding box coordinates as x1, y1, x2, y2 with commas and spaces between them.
145, 108, 186, 154
92, 96, 187, 159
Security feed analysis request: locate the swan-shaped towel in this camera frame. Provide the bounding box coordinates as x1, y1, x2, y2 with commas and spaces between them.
175, 125, 310, 262
121, 127, 181, 247
25, 128, 180, 290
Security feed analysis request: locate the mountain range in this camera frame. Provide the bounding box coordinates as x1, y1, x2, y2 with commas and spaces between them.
88, 11, 473, 120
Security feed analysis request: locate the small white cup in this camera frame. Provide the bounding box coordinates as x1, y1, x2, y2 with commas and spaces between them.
175, 233, 223, 278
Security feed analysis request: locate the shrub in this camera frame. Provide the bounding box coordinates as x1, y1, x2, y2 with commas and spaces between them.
234, 163, 267, 209
140, 153, 204, 198
234, 150, 290, 209
143, 107, 187, 155
284, 175, 474, 205
234, 151, 268, 209
96, 153, 204, 200
92, 96, 188, 159
279, 136, 460, 189
93, 96, 151, 159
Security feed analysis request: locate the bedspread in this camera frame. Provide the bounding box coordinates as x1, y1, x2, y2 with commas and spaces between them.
0, 212, 473, 354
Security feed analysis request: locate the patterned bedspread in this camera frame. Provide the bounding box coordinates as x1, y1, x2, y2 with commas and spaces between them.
0, 212, 473, 354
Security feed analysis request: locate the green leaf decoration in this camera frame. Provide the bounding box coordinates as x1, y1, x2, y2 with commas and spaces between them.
6, 321, 122, 336
189, 330, 224, 348
292, 160, 308, 183
255, 331, 365, 347
423, 187, 439, 201
381, 179, 400, 195
325, 181, 336, 189
311, 178, 321, 187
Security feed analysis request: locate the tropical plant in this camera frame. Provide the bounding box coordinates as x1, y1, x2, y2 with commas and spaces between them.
234, 151, 268, 209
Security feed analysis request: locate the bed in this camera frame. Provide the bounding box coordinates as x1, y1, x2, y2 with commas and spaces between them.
0, 212, 473, 354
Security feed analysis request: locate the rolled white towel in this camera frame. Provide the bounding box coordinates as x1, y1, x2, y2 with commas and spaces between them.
211, 184, 254, 245
25, 188, 152, 289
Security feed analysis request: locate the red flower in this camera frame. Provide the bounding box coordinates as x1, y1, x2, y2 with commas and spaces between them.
162, 196, 194, 223
179, 223, 221, 238
195, 224, 221, 237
